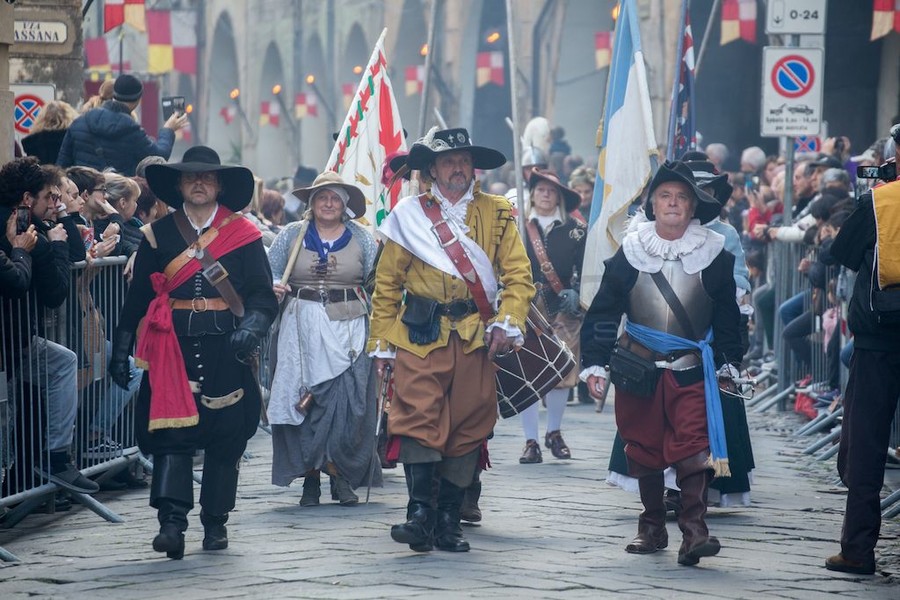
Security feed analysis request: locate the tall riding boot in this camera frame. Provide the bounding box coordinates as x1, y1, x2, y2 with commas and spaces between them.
199, 457, 240, 551
150, 454, 194, 560
625, 471, 669, 554
460, 467, 482, 523
434, 478, 470, 552
675, 452, 720, 566
390, 462, 437, 552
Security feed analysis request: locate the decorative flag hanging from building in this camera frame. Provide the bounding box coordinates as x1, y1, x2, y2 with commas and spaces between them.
871, 0, 900, 40
294, 93, 318, 119
325, 28, 408, 227
405, 65, 425, 96
219, 105, 236, 125
84, 37, 112, 73
595, 32, 612, 70
259, 101, 280, 127
721, 0, 757, 45
146, 10, 198, 75
476, 51, 505, 87
104, 0, 146, 33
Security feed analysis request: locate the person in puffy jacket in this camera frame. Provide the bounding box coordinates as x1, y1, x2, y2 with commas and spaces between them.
57, 74, 187, 176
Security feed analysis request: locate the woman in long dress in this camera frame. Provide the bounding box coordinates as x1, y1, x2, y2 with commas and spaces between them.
267, 172, 380, 506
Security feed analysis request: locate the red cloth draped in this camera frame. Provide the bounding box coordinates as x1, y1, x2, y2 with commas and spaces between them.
135, 207, 262, 431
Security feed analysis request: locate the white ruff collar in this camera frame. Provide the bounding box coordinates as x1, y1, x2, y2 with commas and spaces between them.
622, 220, 724, 274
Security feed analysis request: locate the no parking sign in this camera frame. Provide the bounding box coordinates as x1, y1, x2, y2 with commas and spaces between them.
760, 47, 823, 138
10, 83, 56, 142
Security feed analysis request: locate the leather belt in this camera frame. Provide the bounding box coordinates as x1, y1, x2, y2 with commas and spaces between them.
295, 288, 357, 304
525, 221, 564, 294
437, 298, 478, 319
169, 297, 230, 312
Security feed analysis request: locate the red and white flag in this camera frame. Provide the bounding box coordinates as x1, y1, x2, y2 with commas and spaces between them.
84, 37, 112, 72
219, 105, 236, 125
259, 101, 280, 127
294, 93, 318, 119
326, 28, 408, 227
871, 0, 900, 40
405, 65, 424, 96
595, 32, 612, 70
476, 51, 505, 87
721, 0, 757, 45
104, 0, 146, 33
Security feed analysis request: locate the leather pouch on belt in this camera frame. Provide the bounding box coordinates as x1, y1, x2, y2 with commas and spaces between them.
401, 294, 441, 345
608, 344, 659, 398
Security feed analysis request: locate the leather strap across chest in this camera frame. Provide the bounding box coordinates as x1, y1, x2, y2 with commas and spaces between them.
169, 211, 245, 317
417, 193, 495, 323
525, 220, 564, 294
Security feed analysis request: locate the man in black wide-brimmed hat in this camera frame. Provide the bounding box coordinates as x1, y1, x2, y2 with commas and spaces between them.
109, 146, 277, 560
581, 160, 742, 567
368, 127, 534, 553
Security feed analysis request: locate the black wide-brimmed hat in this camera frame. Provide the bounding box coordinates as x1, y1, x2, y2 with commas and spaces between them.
145, 146, 254, 212
681, 151, 734, 204
528, 168, 581, 213
292, 171, 366, 219
644, 160, 721, 224
406, 127, 507, 171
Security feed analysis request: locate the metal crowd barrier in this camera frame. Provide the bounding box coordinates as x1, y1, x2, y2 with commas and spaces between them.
1, 256, 141, 562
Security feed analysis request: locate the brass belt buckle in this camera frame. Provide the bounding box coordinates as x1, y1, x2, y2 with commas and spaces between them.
191, 297, 209, 313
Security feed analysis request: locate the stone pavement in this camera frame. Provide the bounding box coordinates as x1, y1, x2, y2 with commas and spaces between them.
1, 396, 899, 599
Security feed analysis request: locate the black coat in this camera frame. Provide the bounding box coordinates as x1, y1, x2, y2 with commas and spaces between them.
117, 212, 278, 457
0, 247, 31, 299
581, 246, 742, 370
56, 101, 175, 176
831, 188, 900, 352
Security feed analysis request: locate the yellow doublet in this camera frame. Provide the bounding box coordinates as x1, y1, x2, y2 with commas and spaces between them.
367, 190, 535, 358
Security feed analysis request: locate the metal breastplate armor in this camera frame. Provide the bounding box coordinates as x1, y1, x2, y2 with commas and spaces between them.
626, 260, 714, 370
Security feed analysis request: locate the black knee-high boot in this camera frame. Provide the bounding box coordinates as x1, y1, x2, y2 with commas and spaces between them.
199, 458, 240, 551
460, 467, 482, 523
434, 478, 470, 552
150, 454, 194, 560
390, 462, 437, 552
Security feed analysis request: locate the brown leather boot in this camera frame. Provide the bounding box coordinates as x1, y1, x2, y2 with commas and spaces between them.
625, 471, 668, 554
675, 452, 720, 566
545, 430, 572, 459
519, 439, 542, 464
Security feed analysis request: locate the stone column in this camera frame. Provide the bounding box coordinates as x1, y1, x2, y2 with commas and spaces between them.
0, 1, 14, 164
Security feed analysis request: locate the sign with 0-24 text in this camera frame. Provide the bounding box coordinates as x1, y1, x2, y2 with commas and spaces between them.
761, 47, 824, 137
765, 0, 827, 35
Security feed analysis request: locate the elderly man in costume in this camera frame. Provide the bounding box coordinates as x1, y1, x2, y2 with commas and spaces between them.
581, 160, 742, 567
109, 146, 277, 559
369, 127, 534, 553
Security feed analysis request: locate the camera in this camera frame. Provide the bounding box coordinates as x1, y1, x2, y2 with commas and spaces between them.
857, 160, 897, 183
15, 206, 31, 235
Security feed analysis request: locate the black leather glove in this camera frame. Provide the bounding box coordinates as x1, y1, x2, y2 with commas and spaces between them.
229, 310, 271, 364
108, 329, 135, 390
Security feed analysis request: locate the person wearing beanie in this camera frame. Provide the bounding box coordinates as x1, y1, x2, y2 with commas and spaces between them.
57, 73, 188, 176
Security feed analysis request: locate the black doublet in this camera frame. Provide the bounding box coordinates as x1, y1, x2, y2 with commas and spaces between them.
524, 216, 586, 315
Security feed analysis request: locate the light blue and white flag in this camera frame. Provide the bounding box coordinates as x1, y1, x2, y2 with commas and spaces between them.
581, 0, 659, 307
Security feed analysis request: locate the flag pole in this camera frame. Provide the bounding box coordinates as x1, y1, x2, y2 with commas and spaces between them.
505, 0, 526, 238
418, 0, 440, 137
666, 0, 689, 161
694, 0, 721, 80
118, 27, 125, 75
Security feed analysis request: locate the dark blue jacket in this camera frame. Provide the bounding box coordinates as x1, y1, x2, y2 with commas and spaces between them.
57, 100, 174, 176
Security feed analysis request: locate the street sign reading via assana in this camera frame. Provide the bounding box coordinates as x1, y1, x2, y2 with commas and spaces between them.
761, 47, 823, 138
765, 0, 827, 35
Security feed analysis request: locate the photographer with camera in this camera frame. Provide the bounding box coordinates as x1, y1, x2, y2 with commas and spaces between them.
825, 125, 900, 576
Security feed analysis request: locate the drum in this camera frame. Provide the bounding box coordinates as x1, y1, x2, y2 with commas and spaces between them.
495, 304, 577, 418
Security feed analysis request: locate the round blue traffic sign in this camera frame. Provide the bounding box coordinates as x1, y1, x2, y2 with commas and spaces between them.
771, 55, 815, 99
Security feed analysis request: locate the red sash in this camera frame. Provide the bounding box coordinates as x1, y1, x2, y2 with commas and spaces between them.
136, 207, 261, 431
